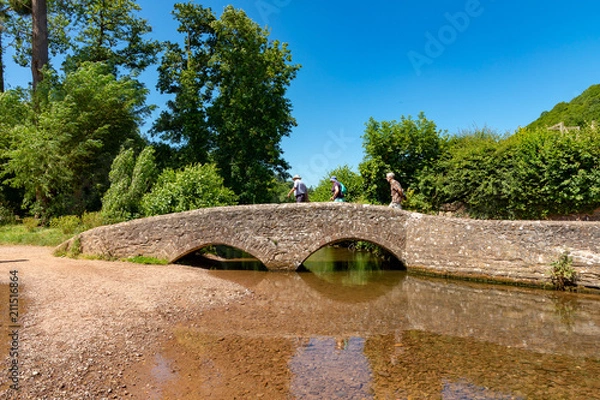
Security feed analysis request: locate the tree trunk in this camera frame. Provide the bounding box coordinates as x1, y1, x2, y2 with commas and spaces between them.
0, 30, 5, 92
31, 0, 48, 90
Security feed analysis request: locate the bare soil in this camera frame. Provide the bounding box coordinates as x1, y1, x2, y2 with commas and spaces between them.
0, 245, 249, 399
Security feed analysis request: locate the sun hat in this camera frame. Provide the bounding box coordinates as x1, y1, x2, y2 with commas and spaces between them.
293, 174, 301, 180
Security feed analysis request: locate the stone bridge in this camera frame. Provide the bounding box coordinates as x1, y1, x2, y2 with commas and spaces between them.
59, 203, 600, 290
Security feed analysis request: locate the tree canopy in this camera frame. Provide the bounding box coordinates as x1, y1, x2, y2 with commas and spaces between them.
310, 165, 363, 203
359, 112, 447, 204
153, 4, 300, 204
1, 62, 148, 219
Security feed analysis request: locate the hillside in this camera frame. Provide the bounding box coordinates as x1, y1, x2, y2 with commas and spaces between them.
527, 84, 600, 130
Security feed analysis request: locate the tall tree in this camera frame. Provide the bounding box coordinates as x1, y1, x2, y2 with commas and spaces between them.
2, 0, 158, 88
154, 4, 300, 204
2, 0, 48, 89
359, 112, 447, 204
63, 0, 160, 77
30, 0, 47, 89
153, 2, 215, 163
0, 2, 9, 92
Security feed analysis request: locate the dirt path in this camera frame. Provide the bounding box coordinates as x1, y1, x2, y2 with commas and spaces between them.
0, 245, 249, 399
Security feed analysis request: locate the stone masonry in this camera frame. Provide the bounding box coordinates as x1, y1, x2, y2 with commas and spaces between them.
59, 203, 600, 290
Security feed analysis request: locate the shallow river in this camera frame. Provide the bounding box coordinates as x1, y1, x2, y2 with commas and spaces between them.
149, 247, 600, 399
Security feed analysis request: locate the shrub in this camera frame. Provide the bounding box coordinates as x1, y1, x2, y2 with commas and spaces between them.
22, 217, 41, 232
102, 146, 158, 222
141, 163, 238, 216
0, 207, 16, 226
49, 215, 82, 234
548, 251, 577, 290
81, 211, 105, 230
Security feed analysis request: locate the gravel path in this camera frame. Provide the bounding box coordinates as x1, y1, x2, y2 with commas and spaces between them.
0, 245, 249, 399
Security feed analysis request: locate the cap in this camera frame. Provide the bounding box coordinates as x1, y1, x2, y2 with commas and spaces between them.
330, 176, 337, 181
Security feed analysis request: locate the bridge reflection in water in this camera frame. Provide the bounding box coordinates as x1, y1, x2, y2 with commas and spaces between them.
161, 247, 600, 399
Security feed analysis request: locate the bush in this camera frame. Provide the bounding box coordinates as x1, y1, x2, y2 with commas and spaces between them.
413, 126, 600, 219
81, 211, 105, 230
548, 251, 577, 291
141, 163, 238, 216
0, 207, 16, 226
22, 217, 41, 232
50, 215, 82, 234
102, 146, 158, 222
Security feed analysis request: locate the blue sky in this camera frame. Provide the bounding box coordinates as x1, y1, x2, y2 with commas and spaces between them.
5, 1, 600, 186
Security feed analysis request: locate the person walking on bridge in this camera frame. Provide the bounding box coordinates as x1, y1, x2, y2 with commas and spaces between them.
329, 176, 345, 202
386, 172, 404, 209
287, 174, 308, 202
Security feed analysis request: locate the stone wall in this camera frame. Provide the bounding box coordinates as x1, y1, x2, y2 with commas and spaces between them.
404, 212, 600, 288
59, 203, 600, 290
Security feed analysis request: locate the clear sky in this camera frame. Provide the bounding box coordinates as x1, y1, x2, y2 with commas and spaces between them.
4, 1, 600, 186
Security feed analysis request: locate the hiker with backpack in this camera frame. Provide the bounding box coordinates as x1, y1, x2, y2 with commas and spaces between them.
287, 174, 308, 202
386, 172, 404, 209
329, 176, 346, 202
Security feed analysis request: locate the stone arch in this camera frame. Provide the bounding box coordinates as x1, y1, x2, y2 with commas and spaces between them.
295, 231, 407, 269
170, 239, 268, 266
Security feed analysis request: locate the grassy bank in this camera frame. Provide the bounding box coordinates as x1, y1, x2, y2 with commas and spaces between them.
0, 225, 72, 247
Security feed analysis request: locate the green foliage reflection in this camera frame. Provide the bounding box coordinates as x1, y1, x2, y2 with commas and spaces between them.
302, 246, 388, 286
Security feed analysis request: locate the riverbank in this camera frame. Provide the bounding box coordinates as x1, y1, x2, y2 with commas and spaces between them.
0, 245, 249, 399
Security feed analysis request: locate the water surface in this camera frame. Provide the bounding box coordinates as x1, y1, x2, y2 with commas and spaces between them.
153, 247, 600, 399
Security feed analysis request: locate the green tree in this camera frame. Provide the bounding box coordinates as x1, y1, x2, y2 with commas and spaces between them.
141, 163, 238, 216
62, 0, 160, 77
0, 0, 50, 90
359, 112, 447, 204
2, 0, 158, 88
152, 2, 215, 164
1, 63, 148, 219
102, 146, 157, 222
0, 89, 29, 213
310, 165, 363, 203
153, 4, 300, 204
208, 6, 299, 204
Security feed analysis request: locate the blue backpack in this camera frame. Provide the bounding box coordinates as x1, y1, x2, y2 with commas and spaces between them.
339, 182, 348, 197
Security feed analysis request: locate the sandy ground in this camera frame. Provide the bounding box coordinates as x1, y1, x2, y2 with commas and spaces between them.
0, 245, 249, 399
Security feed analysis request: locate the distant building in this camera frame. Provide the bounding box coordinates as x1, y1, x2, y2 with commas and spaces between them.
547, 121, 580, 133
